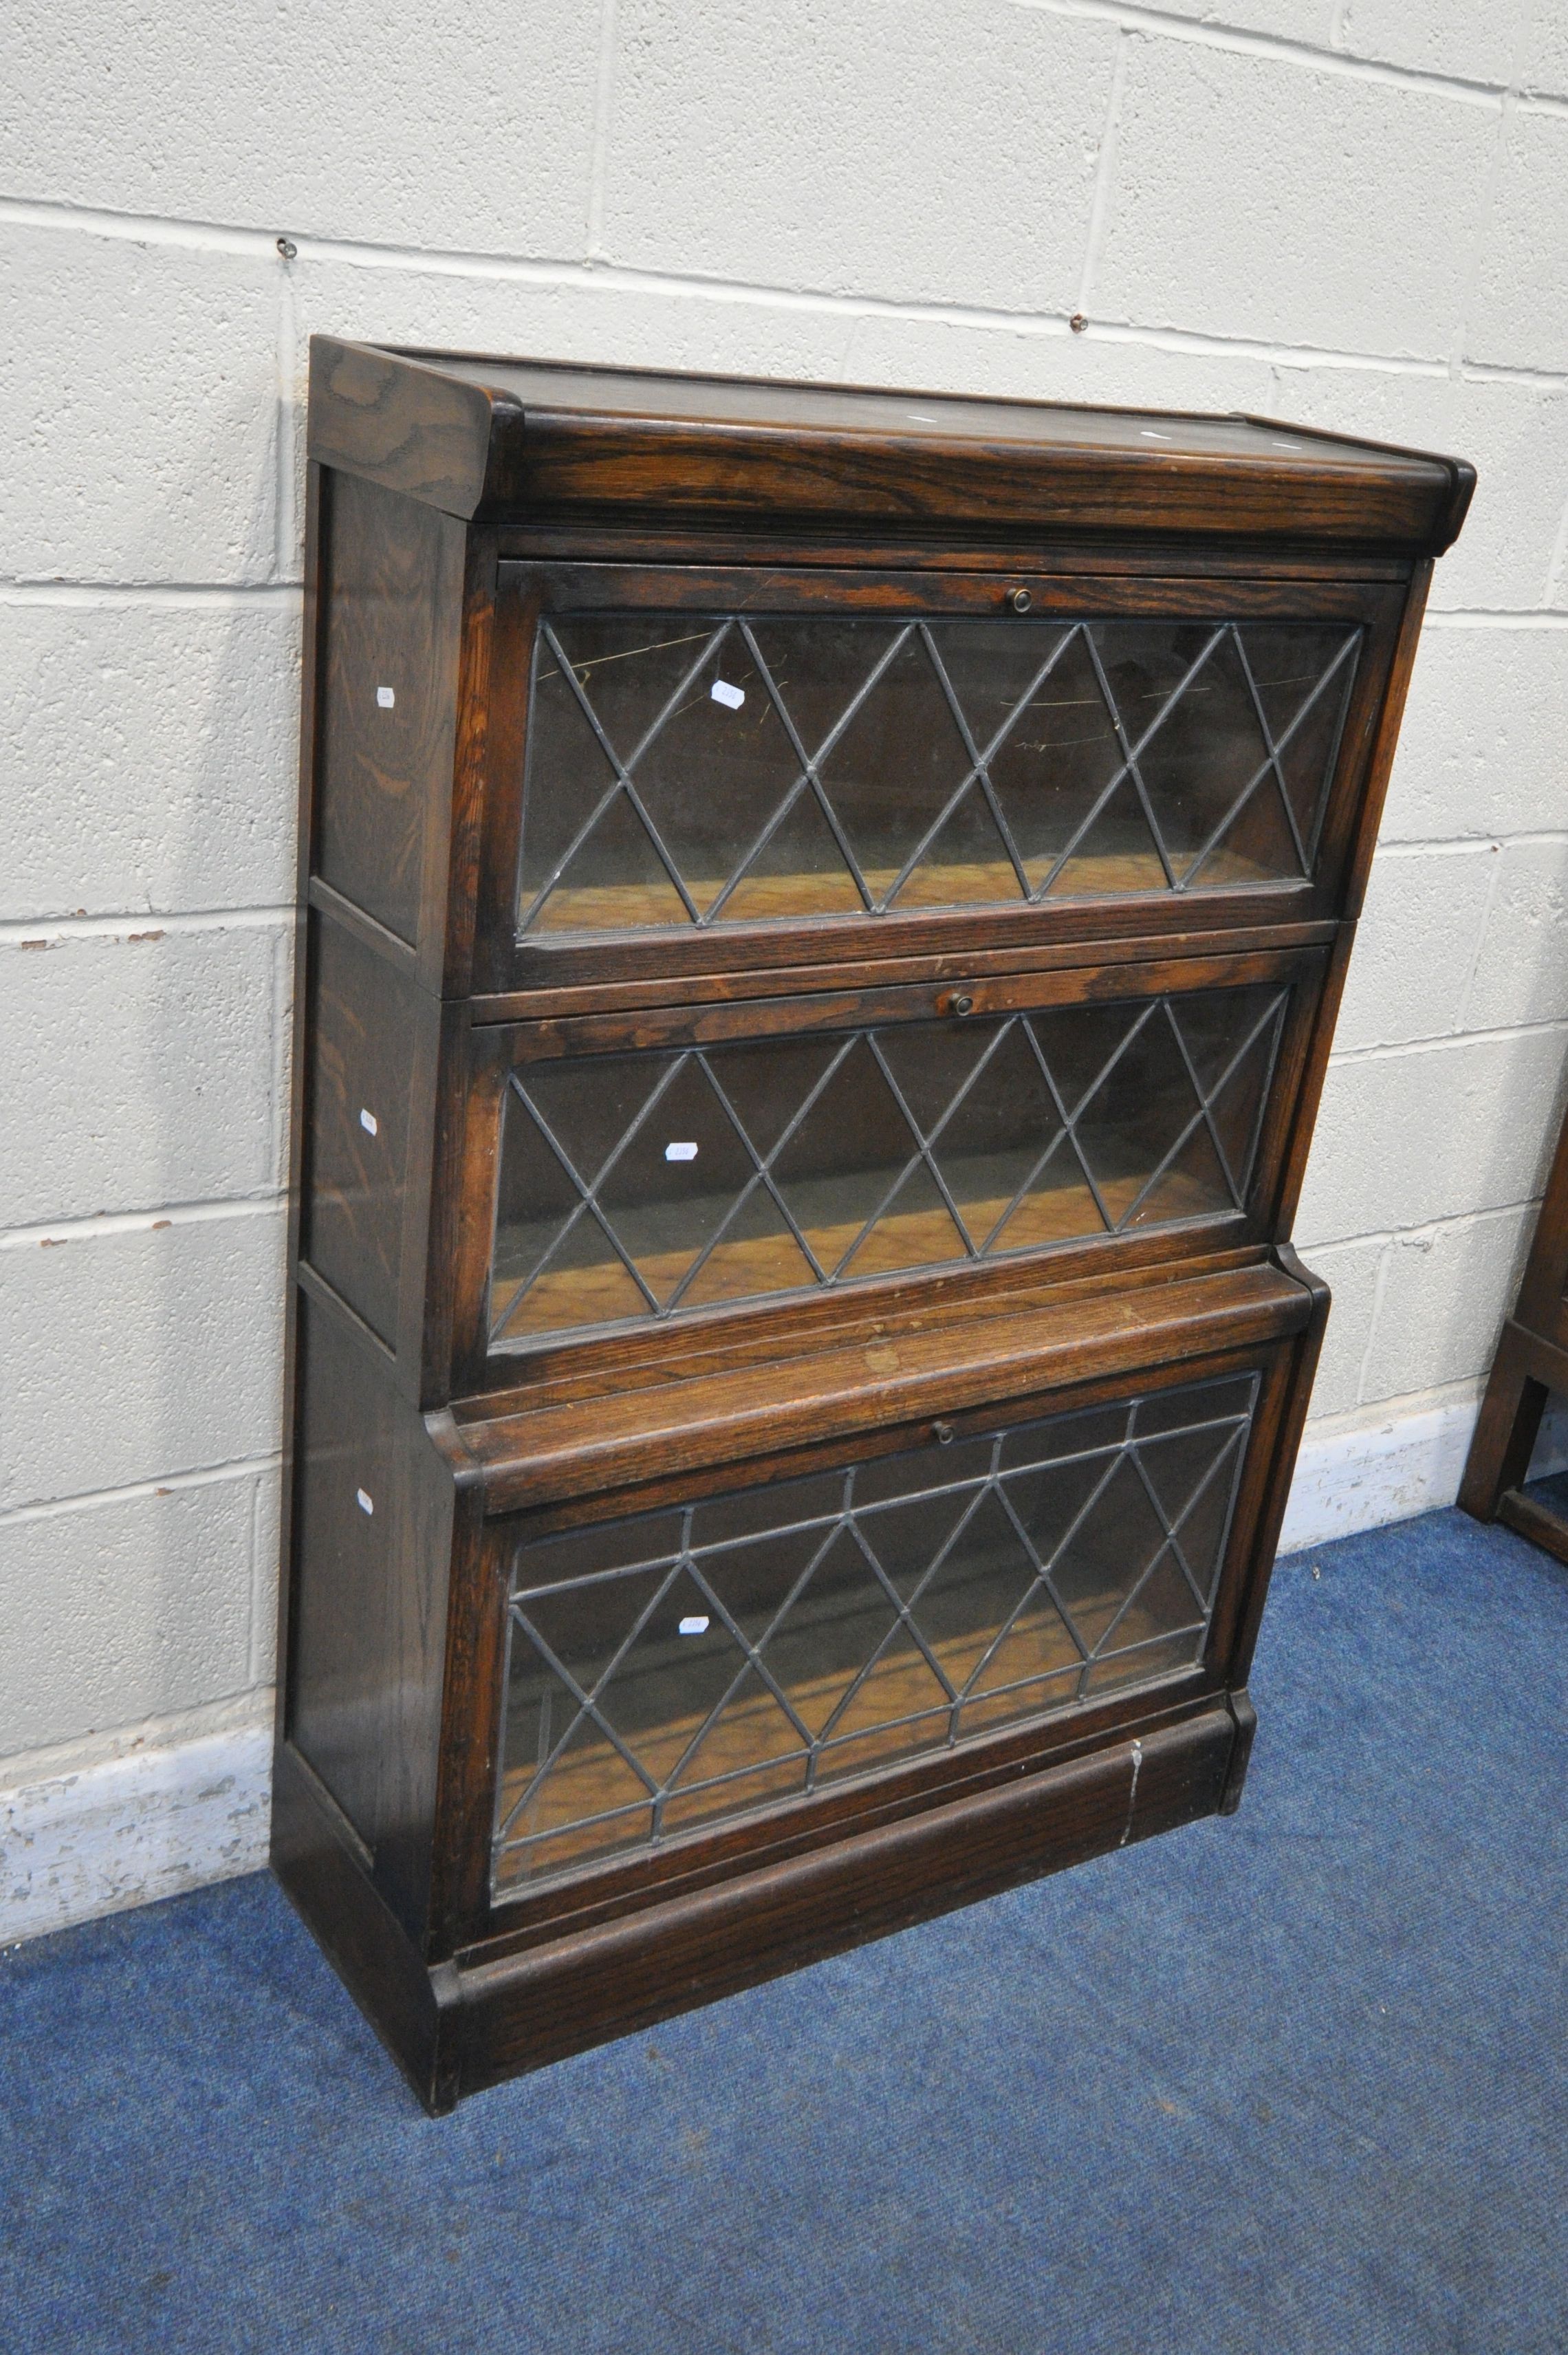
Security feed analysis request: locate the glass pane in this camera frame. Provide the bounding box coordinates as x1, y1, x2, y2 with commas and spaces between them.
1083, 1629, 1206, 1697
814, 628, 976, 896
987, 631, 1135, 892
1241, 622, 1358, 863
493, 1369, 1258, 1893
491, 992, 1289, 1345
592, 1059, 759, 1309
629, 627, 805, 919
768, 1036, 922, 1277
839, 1162, 966, 1281
516, 636, 622, 920
1045, 1458, 1177, 1649
750, 616, 905, 761
888, 783, 1023, 910
930, 619, 1071, 741
719, 787, 867, 924
1050, 1003, 1225, 1229
489, 1098, 582, 1338
516, 611, 1362, 935
911, 1022, 1071, 1250
552, 616, 719, 762
1001, 1400, 1131, 1470
1111, 627, 1272, 883
1168, 988, 1285, 1200
530, 785, 691, 935
1133, 1372, 1257, 1437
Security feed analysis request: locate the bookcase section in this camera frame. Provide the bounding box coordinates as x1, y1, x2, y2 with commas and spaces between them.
489, 984, 1289, 1347
275, 340, 1470, 2110
494, 1369, 1259, 1893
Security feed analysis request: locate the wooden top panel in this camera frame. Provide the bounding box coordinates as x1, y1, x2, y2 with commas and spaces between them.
307, 338, 1474, 554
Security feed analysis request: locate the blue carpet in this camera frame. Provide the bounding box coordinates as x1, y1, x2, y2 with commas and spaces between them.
4, 1507, 1567, 2354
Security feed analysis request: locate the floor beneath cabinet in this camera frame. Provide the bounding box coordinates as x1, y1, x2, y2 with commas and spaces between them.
6, 1505, 1567, 2355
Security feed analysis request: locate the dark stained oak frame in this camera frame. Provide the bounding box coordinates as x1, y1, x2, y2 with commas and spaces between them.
1460, 1090, 1568, 1563
274, 340, 1472, 2112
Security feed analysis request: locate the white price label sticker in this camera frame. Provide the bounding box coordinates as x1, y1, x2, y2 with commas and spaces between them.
665, 1141, 698, 1162
359, 1107, 378, 1136
376, 685, 395, 709
678, 1616, 710, 1636
710, 679, 745, 710
356, 1488, 374, 1515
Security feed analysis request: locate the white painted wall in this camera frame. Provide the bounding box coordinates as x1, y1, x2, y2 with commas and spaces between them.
5, 0, 1568, 1938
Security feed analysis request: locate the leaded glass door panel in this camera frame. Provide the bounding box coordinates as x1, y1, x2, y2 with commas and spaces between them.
492, 1367, 1260, 1893
483, 953, 1321, 1354
511, 593, 1366, 941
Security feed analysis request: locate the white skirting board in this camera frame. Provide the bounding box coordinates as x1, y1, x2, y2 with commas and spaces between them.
3, 1723, 272, 1949
2, 1388, 1541, 1949
1275, 1393, 1482, 1553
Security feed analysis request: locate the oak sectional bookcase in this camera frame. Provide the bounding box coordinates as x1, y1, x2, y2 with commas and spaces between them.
274, 338, 1472, 2111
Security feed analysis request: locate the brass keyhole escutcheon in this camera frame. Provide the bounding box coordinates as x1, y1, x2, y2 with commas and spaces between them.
1010, 587, 1032, 613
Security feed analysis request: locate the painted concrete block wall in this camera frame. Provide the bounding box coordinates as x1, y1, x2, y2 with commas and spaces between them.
5, 0, 1568, 1935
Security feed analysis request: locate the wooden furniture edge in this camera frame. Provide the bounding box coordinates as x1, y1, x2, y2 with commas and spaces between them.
306, 336, 517, 518
448, 1256, 1313, 1511
1237, 415, 1476, 553
305, 338, 1464, 552
452, 1701, 1239, 2095
275, 1698, 1241, 2113
1494, 1484, 1568, 1565
271, 1737, 461, 2114
1461, 1317, 1568, 1524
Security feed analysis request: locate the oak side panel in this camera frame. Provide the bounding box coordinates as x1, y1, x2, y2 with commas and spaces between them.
287, 1294, 456, 1942
271, 1739, 459, 2114
316, 470, 466, 955
274, 459, 329, 1771
300, 912, 435, 1349
1339, 558, 1435, 922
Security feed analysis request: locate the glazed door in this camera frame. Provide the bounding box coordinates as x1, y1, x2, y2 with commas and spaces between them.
446, 943, 1328, 1390
471, 563, 1406, 994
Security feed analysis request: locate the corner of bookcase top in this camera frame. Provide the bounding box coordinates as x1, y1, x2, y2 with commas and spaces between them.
302, 335, 1475, 556
1233, 414, 1476, 556
305, 336, 519, 520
